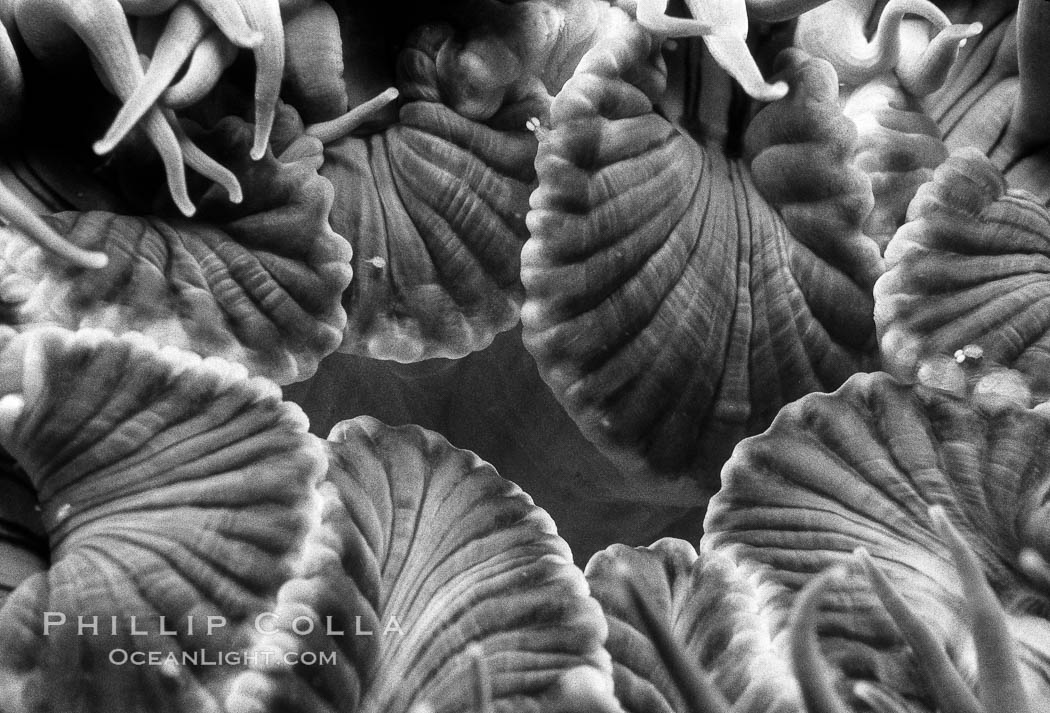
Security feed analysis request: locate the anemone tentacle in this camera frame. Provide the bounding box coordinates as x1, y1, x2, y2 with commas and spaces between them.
795, 0, 980, 92
636, 0, 789, 101
94, 3, 235, 156
1011, 0, 1050, 152
11, 0, 202, 215
0, 179, 107, 269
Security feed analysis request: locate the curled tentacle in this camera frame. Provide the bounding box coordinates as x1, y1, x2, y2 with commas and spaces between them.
896, 20, 983, 97
796, 0, 979, 89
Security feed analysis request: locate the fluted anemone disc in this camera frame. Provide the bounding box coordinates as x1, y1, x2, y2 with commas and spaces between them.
0, 111, 352, 384
704, 372, 1050, 708
320, 11, 570, 364
318, 416, 615, 712
322, 101, 533, 362
523, 15, 876, 478
875, 149, 1050, 391
585, 540, 799, 713
0, 327, 330, 712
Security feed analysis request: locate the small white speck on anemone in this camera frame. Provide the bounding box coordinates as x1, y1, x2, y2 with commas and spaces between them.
314, 0, 630, 362
875, 148, 1050, 406
318, 1, 583, 362
704, 371, 1050, 711
0, 326, 619, 712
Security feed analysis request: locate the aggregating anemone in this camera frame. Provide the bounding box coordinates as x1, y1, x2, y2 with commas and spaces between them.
0, 0, 1048, 710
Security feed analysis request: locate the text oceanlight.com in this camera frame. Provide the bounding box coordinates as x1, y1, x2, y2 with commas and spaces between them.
108, 650, 338, 667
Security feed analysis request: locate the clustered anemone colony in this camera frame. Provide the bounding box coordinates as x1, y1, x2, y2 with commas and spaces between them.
0, 0, 1048, 711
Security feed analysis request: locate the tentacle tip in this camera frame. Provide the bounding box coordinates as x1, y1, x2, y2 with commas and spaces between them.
250, 112, 277, 161
753, 80, 790, 102
0, 392, 25, 417
851, 681, 875, 700
175, 198, 197, 218
222, 179, 244, 205
80, 251, 109, 270
91, 137, 117, 157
